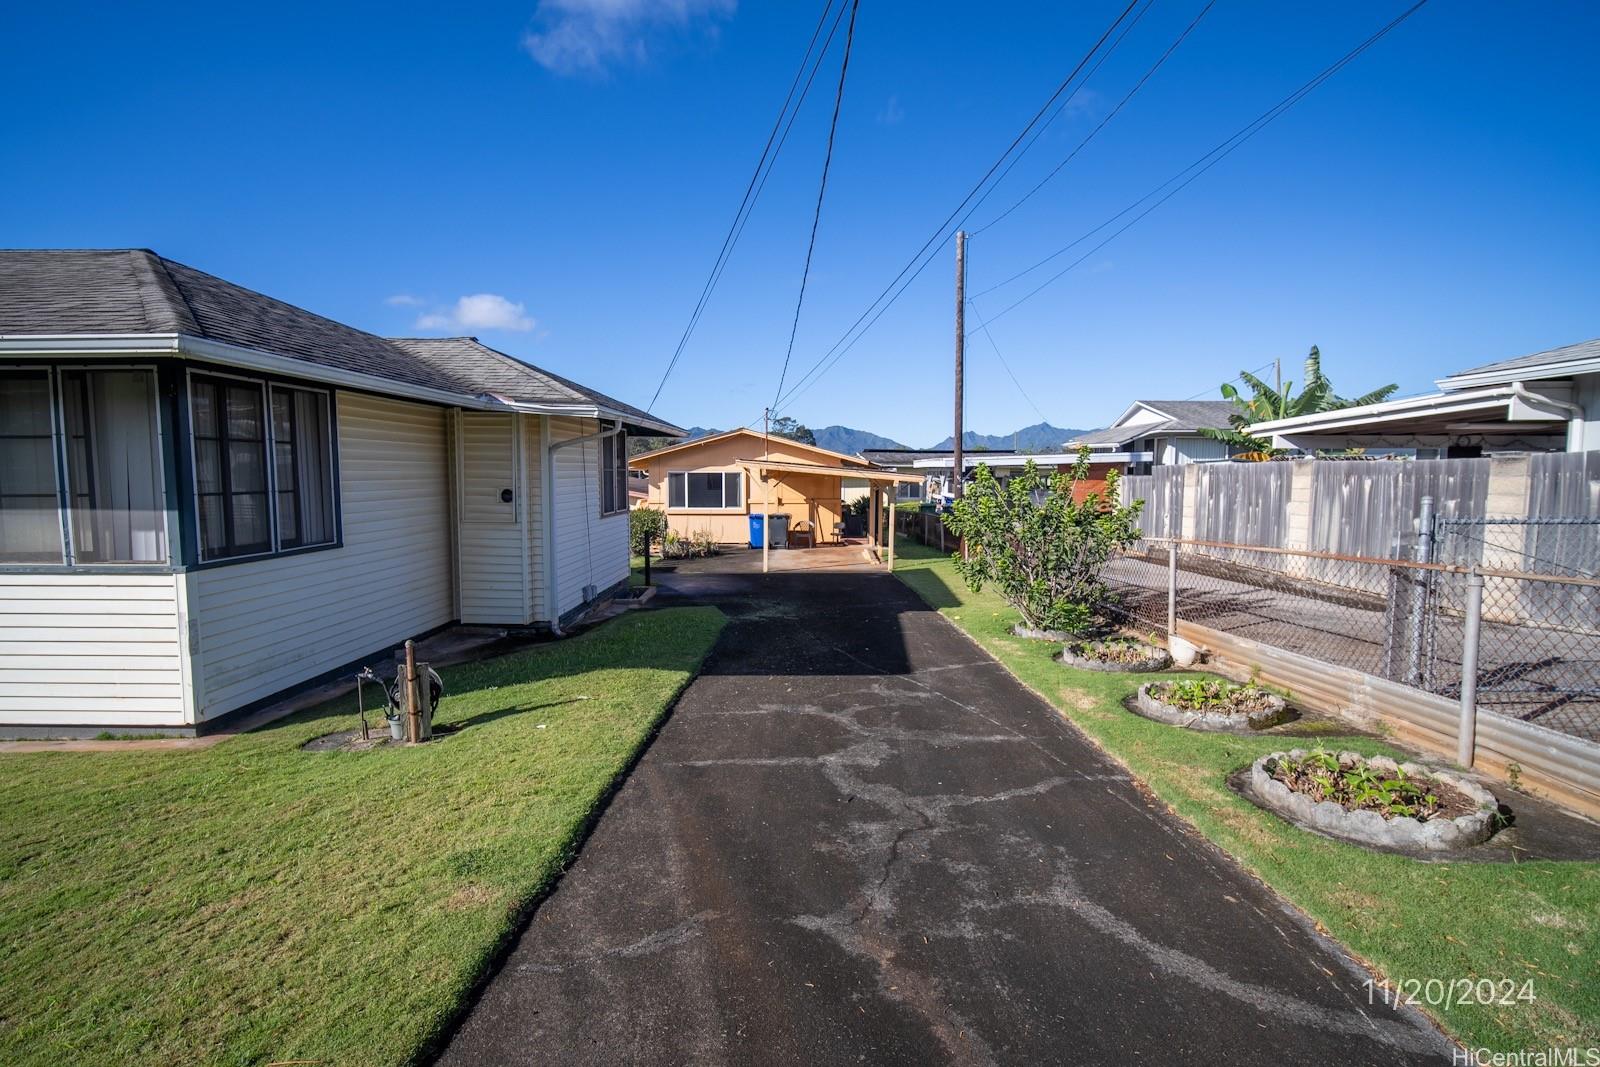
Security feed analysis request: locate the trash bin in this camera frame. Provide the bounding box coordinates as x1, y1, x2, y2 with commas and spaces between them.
768, 513, 790, 548
748, 513, 764, 549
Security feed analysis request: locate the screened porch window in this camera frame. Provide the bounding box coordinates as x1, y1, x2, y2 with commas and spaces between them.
0, 370, 63, 563
60, 369, 167, 563
667, 470, 742, 510
191, 376, 272, 560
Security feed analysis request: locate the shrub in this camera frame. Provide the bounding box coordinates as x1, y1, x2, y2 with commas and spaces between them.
630, 507, 667, 556
661, 528, 718, 559
942, 448, 1142, 634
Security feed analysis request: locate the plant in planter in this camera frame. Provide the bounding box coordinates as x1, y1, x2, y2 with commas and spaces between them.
942, 448, 1143, 637
1249, 748, 1498, 851
1058, 635, 1172, 673
1135, 678, 1287, 730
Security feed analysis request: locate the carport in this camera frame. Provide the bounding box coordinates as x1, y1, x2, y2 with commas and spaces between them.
738, 458, 924, 573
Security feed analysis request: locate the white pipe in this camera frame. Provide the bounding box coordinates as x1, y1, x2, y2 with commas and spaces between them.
1509, 380, 1585, 452
545, 418, 623, 636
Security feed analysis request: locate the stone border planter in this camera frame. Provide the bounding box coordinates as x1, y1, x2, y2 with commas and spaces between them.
1134, 681, 1286, 731
1010, 623, 1076, 642
1248, 750, 1498, 852
1058, 639, 1172, 673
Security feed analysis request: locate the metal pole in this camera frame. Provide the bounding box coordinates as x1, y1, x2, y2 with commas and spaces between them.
1407, 495, 1435, 686
952, 230, 966, 502
1457, 570, 1484, 768
1167, 541, 1178, 638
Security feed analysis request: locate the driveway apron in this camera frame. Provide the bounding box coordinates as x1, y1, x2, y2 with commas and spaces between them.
437, 556, 1452, 1066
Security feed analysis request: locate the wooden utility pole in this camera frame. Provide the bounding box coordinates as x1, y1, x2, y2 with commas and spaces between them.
403, 639, 420, 744
953, 230, 967, 501
762, 408, 770, 575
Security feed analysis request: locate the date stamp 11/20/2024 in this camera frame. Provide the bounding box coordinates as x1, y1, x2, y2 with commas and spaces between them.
1365, 976, 1536, 1011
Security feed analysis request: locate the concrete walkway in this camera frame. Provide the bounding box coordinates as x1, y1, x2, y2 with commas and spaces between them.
436, 558, 1451, 1066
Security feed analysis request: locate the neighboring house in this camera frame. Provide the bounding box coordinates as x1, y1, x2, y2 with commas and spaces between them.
1065, 400, 1242, 477
1251, 339, 1599, 456
862, 448, 1027, 504
0, 249, 681, 737
630, 429, 917, 545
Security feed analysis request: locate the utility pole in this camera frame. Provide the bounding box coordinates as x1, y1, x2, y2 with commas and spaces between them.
1274, 358, 1282, 417
953, 230, 966, 501
762, 407, 770, 574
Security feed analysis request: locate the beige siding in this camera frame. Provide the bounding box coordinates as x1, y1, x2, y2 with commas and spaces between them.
456, 411, 529, 624
0, 572, 188, 726
550, 417, 629, 619
189, 392, 454, 719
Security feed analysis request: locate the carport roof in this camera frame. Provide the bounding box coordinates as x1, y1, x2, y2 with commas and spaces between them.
741, 458, 923, 483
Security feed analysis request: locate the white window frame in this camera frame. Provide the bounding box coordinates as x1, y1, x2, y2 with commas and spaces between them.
666, 468, 745, 512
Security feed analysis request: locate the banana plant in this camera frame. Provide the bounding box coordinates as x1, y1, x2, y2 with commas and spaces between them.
1201, 346, 1399, 456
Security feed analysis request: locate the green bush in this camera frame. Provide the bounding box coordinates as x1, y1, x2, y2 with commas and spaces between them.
630, 506, 667, 556
942, 448, 1142, 633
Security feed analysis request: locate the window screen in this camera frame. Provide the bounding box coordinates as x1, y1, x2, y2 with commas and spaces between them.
192, 376, 271, 560
0, 370, 63, 563
60, 369, 167, 563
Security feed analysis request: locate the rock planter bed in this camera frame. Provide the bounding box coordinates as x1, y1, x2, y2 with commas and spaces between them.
1057, 636, 1172, 673
1134, 678, 1287, 731
1249, 749, 1498, 853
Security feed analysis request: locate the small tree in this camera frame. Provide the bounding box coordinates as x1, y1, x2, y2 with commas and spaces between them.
630, 507, 667, 557
942, 449, 1143, 634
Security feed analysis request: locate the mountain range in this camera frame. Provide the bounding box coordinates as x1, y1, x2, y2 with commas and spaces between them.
925, 422, 1087, 452
637, 422, 1090, 455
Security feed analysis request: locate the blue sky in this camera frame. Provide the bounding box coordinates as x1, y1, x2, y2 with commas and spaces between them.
2, 1, 1596, 446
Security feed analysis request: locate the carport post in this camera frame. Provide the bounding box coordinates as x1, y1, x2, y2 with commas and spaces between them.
886, 484, 896, 571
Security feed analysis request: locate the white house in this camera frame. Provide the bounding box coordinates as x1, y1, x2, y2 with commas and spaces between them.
0, 250, 681, 737
1250, 338, 1599, 456
1064, 400, 1241, 475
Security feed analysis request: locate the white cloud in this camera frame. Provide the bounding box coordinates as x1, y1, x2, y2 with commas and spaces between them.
877, 94, 905, 126
385, 293, 424, 307
522, 0, 736, 75
414, 293, 536, 333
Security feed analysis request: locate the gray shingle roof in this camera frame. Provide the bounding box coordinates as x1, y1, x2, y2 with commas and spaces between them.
858, 448, 1015, 466
1066, 400, 1237, 446
1441, 338, 1600, 384
0, 249, 678, 433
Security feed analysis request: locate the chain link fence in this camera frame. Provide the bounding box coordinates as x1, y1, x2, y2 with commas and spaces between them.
1103, 538, 1600, 745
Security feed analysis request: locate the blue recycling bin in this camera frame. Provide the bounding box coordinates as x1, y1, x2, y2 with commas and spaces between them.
748, 513, 764, 548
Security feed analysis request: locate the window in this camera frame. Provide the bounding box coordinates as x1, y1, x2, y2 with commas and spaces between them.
896, 480, 923, 501
60, 369, 167, 563
271, 386, 335, 549
600, 431, 628, 516
666, 470, 742, 510
191, 375, 337, 561
0, 370, 62, 563
191, 375, 272, 560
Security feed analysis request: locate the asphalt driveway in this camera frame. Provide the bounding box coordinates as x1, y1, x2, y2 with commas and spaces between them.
436, 553, 1452, 1066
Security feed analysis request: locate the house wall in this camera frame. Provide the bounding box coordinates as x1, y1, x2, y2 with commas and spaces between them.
547, 416, 629, 620
1161, 435, 1231, 465
1577, 372, 1599, 450
456, 410, 530, 624
632, 431, 860, 544
188, 391, 454, 720
0, 572, 189, 728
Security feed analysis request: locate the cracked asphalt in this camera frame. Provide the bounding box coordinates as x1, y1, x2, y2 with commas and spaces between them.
435, 553, 1454, 1066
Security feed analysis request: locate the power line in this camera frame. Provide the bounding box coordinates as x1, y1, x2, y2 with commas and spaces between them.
768, 0, 1145, 417
646, 0, 847, 414
973, 0, 1431, 325
972, 0, 1216, 236
773, 0, 861, 410
967, 296, 1050, 425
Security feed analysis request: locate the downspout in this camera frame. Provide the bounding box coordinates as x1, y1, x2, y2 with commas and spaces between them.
544, 418, 623, 636
1509, 380, 1585, 452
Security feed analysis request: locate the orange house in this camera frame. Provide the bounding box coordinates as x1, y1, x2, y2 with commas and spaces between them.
629, 429, 919, 551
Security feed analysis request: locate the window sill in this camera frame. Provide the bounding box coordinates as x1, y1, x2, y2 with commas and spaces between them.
191, 539, 344, 571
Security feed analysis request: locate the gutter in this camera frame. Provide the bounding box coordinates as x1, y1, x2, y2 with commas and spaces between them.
544, 418, 623, 636
1510, 380, 1585, 451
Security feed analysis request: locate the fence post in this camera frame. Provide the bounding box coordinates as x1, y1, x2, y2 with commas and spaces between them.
1166, 541, 1178, 639
1457, 569, 1484, 768
1407, 495, 1435, 687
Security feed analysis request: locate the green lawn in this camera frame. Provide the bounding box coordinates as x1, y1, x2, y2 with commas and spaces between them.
894, 538, 1598, 1054
0, 606, 724, 1067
